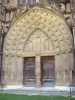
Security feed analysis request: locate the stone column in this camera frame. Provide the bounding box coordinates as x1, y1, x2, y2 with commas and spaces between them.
35, 56, 41, 87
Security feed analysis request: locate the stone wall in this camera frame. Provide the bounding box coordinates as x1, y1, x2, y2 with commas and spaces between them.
2, 6, 74, 86
55, 52, 74, 86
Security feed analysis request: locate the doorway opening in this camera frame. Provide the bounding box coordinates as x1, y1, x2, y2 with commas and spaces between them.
41, 56, 55, 87
23, 57, 35, 87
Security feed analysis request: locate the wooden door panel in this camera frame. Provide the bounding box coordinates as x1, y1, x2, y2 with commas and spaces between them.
26, 68, 35, 79
23, 57, 35, 84
41, 56, 55, 83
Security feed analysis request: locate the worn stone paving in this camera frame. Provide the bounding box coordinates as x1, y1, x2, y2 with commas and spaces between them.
0, 89, 70, 96
0, 86, 75, 97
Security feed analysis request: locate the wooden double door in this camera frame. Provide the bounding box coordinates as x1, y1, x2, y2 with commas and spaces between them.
23, 56, 55, 86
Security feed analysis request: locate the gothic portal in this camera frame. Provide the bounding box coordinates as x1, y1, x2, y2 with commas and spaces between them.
2, 6, 74, 87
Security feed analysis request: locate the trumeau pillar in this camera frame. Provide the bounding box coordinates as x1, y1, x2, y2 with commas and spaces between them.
35, 55, 41, 87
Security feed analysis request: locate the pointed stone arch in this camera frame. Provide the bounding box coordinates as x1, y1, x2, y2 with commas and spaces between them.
2, 7, 74, 86
4, 7, 72, 56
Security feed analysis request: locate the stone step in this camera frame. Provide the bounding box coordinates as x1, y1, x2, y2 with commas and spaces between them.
0, 89, 70, 96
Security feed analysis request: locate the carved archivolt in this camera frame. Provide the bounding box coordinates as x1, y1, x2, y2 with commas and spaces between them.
3, 7, 73, 56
